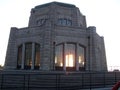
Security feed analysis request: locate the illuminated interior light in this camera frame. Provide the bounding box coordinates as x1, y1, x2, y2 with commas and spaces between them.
55, 57, 57, 63
82, 62, 84, 65
66, 54, 74, 67
60, 62, 63, 66
79, 56, 82, 63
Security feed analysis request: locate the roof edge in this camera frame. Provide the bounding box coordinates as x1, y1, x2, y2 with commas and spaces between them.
35, 1, 76, 9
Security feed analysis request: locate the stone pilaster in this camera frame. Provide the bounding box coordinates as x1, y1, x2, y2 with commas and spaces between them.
76, 43, 79, 71
31, 43, 35, 70
21, 43, 25, 69
63, 43, 67, 71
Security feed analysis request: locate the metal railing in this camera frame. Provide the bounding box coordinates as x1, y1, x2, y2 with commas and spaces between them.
0, 71, 120, 90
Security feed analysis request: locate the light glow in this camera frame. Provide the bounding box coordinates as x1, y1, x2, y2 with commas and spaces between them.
60, 62, 63, 66
82, 62, 84, 65
79, 56, 85, 67
66, 54, 74, 67
79, 56, 82, 63
55, 56, 57, 64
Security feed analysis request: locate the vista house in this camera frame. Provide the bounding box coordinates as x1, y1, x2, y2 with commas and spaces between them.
4, 2, 107, 71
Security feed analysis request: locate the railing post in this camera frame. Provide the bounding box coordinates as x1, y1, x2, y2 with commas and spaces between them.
58, 74, 61, 90
82, 73, 84, 88
115, 72, 117, 83
23, 74, 25, 90
56, 74, 58, 90
56, 74, 61, 90
0, 74, 3, 90
27, 74, 30, 90
103, 72, 106, 87
89, 72, 92, 90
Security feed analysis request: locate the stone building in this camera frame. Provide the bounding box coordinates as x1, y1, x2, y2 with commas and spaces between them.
4, 2, 107, 71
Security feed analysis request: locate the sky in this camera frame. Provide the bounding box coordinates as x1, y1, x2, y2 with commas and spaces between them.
0, 0, 120, 71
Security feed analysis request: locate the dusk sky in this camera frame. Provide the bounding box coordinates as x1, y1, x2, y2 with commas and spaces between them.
0, 0, 120, 71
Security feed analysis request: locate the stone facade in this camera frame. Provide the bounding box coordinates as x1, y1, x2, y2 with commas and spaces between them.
4, 2, 107, 71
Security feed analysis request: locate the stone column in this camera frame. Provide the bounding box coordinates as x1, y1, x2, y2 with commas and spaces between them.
39, 45, 41, 70
63, 43, 66, 71
21, 43, 25, 69
31, 43, 35, 70
53, 42, 56, 70
76, 43, 79, 71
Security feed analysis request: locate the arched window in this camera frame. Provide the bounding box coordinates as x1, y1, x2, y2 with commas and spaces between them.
35, 43, 40, 69
24, 43, 32, 69
36, 19, 47, 26
65, 44, 75, 68
17, 43, 40, 70
58, 18, 72, 26
55, 43, 85, 71
17, 45, 22, 69
78, 45, 85, 70
55, 44, 63, 70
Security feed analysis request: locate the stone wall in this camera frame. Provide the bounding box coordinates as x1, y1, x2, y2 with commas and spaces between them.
4, 2, 107, 71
